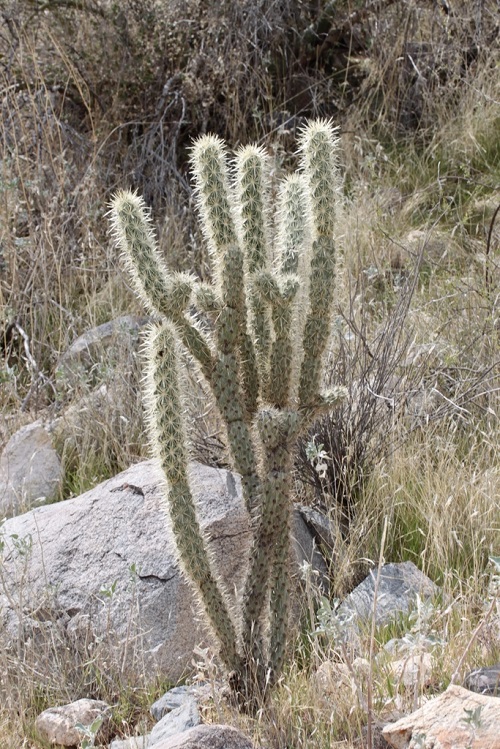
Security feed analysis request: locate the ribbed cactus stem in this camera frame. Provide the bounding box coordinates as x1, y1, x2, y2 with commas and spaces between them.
297, 121, 340, 409
255, 410, 297, 680
235, 146, 269, 274
211, 352, 261, 513
268, 496, 291, 681
195, 284, 222, 314
110, 191, 186, 318
277, 175, 309, 276
110, 190, 214, 379
235, 145, 272, 393
206, 240, 261, 511
267, 277, 300, 408
191, 135, 239, 258
253, 270, 300, 406
272, 176, 310, 406
146, 323, 241, 673
175, 317, 215, 383
298, 120, 339, 240
298, 235, 337, 407
218, 243, 259, 418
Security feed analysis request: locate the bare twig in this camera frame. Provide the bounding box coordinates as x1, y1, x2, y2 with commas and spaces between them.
485, 202, 500, 295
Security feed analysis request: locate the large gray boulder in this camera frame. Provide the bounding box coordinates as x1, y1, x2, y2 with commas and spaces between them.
0, 421, 62, 517
0, 459, 325, 682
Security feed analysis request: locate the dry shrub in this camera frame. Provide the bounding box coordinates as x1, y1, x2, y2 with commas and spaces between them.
344, 0, 499, 136
296, 262, 418, 532
295, 214, 498, 571
0, 69, 117, 408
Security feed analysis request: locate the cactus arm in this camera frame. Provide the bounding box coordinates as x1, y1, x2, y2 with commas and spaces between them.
191, 139, 261, 507
235, 145, 269, 275
211, 351, 261, 513
297, 121, 341, 409
267, 277, 300, 408
235, 145, 272, 396
110, 190, 175, 316
218, 242, 259, 419
146, 322, 241, 673
262, 175, 308, 408
297, 235, 337, 408
277, 174, 309, 277
110, 191, 215, 379
190, 135, 239, 258
299, 120, 339, 240
191, 138, 260, 420
110, 191, 192, 318
252, 271, 300, 408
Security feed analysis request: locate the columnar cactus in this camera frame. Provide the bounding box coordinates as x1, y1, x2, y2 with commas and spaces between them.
110, 120, 346, 704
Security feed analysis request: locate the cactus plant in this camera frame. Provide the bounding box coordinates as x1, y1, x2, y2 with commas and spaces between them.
110, 120, 347, 705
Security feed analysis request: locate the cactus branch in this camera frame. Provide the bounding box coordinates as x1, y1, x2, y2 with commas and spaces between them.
146, 323, 241, 673
191, 135, 239, 257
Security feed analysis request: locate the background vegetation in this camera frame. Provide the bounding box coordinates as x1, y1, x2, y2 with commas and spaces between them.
0, 0, 499, 746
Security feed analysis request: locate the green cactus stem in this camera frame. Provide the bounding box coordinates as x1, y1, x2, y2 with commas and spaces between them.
297, 121, 341, 409
190, 135, 239, 258
146, 322, 241, 673
235, 145, 272, 395
277, 174, 309, 277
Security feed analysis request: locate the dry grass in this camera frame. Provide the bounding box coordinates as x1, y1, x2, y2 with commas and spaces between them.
0, 0, 499, 746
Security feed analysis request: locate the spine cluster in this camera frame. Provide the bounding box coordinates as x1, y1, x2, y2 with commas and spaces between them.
110, 120, 347, 702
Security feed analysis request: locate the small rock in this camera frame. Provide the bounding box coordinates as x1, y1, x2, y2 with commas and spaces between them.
149, 700, 200, 747
151, 685, 209, 722
464, 665, 500, 696
291, 507, 330, 594
110, 738, 148, 749
151, 687, 192, 721
0, 421, 62, 517
35, 698, 110, 747
388, 652, 434, 689
337, 562, 438, 642
382, 684, 500, 749
405, 229, 461, 266
298, 505, 336, 551
314, 658, 369, 701
152, 724, 254, 749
